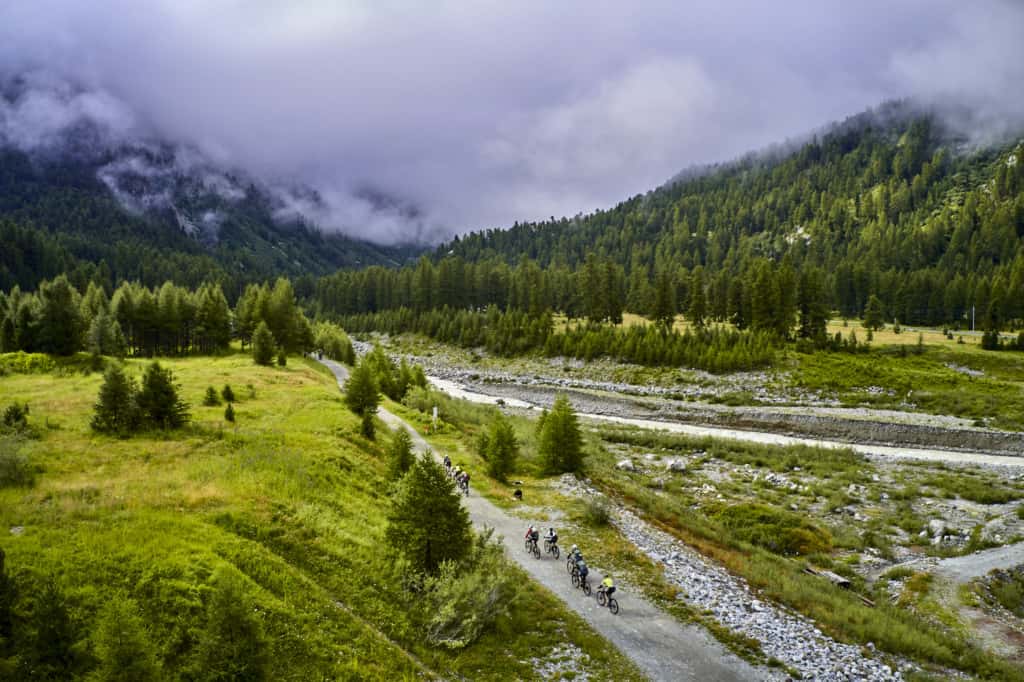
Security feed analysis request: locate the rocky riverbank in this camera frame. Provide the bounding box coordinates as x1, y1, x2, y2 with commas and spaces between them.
559, 475, 913, 681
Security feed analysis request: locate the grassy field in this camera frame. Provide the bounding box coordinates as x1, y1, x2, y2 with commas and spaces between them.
0, 352, 641, 680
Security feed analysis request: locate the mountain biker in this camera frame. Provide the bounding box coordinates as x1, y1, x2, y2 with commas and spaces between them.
443, 454, 451, 470
567, 544, 581, 563
576, 560, 589, 585
601, 575, 616, 600
461, 471, 470, 487
525, 525, 539, 546
546, 527, 558, 546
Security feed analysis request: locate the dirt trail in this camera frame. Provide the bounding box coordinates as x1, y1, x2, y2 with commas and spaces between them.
319, 358, 764, 682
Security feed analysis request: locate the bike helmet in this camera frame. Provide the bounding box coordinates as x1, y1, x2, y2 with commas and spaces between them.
571, 544, 578, 552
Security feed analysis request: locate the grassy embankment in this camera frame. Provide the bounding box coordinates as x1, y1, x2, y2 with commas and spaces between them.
394, 386, 1024, 681
0, 352, 641, 681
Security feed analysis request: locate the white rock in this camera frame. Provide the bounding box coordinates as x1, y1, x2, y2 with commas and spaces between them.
616, 459, 636, 472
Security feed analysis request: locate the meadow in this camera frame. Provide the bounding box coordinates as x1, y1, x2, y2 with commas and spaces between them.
0, 352, 639, 680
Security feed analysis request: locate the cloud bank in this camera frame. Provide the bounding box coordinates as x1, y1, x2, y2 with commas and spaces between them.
1, 1, 1022, 244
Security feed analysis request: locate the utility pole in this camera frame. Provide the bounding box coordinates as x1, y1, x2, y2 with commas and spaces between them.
971, 305, 975, 332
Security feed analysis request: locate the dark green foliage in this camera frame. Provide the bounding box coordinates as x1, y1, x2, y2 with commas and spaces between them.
538, 395, 584, 474
224, 403, 235, 423
386, 453, 472, 575
480, 413, 518, 482
34, 275, 84, 355
651, 269, 677, 329
221, 384, 235, 403
137, 362, 190, 430
202, 387, 221, 407
981, 329, 1001, 350
251, 321, 276, 366
90, 596, 161, 682
386, 428, 415, 479
715, 503, 832, 556
276, 350, 287, 367
2, 403, 28, 430
191, 569, 269, 682
0, 548, 12, 647
344, 361, 380, 419
360, 345, 426, 401
862, 294, 885, 331
26, 577, 84, 678
91, 364, 139, 436
313, 322, 355, 364
360, 412, 375, 440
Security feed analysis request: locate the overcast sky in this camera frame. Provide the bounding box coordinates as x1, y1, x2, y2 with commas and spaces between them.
1, 1, 1023, 244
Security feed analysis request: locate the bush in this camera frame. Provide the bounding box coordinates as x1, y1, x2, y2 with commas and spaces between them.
419, 530, 518, 649
192, 568, 269, 681
387, 428, 415, 479
224, 403, 235, 423
91, 363, 139, 436
221, 384, 235, 403
202, 387, 221, 406
0, 435, 36, 487
716, 503, 832, 556
538, 395, 584, 474
1, 403, 29, 430
90, 596, 162, 681
581, 497, 611, 527
276, 350, 287, 367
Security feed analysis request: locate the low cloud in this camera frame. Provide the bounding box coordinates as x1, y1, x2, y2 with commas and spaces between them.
0, 1, 1022, 244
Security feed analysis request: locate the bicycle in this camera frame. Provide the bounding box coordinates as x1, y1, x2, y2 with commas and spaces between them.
596, 586, 619, 614
571, 571, 591, 596
524, 537, 540, 559
566, 555, 580, 574
458, 478, 469, 496
543, 537, 560, 559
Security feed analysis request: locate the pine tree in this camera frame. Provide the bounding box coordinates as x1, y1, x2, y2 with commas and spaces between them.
386, 453, 471, 574
90, 596, 161, 682
484, 414, 518, 482
863, 294, 885, 331
251, 321, 276, 366
192, 569, 269, 682
687, 267, 706, 328
344, 361, 380, 419
91, 363, 139, 435
387, 427, 415, 479
224, 403, 235, 422
537, 395, 584, 474
28, 578, 81, 678
221, 384, 235, 403
651, 270, 677, 330
137, 362, 190, 429
203, 387, 221, 406
35, 275, 84, 356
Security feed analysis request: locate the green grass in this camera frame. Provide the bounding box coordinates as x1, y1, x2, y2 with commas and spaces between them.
0, 352, 641, 681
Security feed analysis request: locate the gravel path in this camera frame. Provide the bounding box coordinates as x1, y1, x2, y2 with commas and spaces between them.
879, 541, 1024, 584
319, 358, 763, 682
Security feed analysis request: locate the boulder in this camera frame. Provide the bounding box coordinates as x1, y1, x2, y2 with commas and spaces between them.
928, 519, 946, 538
616, 459, 637, 472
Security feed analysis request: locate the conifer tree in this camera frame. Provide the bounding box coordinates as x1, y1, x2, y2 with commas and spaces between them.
687, 267, 706, 328
863, 294, 885, 331
251, 321, 276, 366
651, 270, 677, 330
192, 569, 269, 682
35, 275, 83, 356
203, 387, 221, 406
137, 362, 190, 429
91, 363, 139, 435
221, 384, 235, 403
484, 413, 518, 482
224, 403, 235, 423
0, 548, 13, 647
90, 596, 161, 682
344, 361, 380, 419
386, 427, 415, 479
28, 578, 81, 678
538, 395, 583, 474
386, 453, 471, 574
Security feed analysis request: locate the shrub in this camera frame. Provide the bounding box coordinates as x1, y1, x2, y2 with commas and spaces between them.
581, 497, 611, 527
224, 403, 235, 423
91, 596, 162, 681
387, 428, 415, 479
716, 503, 832, 555
221, 384, 235, 403
537, 395, 583, 474
420, 530, 518, 649
1, 403, 29, 430
482, 414, 518, 482
0, 435, 36, 487
276, 350, 287, 367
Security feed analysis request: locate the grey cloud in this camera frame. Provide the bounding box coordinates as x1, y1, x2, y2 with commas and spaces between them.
1, 1, 1022, 244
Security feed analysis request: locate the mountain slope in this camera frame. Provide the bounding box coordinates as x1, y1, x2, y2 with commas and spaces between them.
438, 101, 1024, 325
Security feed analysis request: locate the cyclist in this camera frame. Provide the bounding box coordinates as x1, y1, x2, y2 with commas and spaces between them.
576, 559, 589, 586
461, 471, 471, 488
546, 527, 558, 545
567, 544, 581, 564
443, 454, 451, 470
601, 575, 616, 601
525, 525, 539, 549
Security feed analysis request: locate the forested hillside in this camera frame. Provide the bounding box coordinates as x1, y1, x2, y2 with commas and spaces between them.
317, 102, 1024, 332
0, 146, 416, 297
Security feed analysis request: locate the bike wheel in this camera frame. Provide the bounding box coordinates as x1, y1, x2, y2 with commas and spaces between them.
566, 558, 574, 574
608, 598, 619, 615
551, 545, 560, 560
525, 539, 531, 552
596, 590, 607, 606
571, 573, 580, 588
532, 544, 541, 559
582, 580, 591, 596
